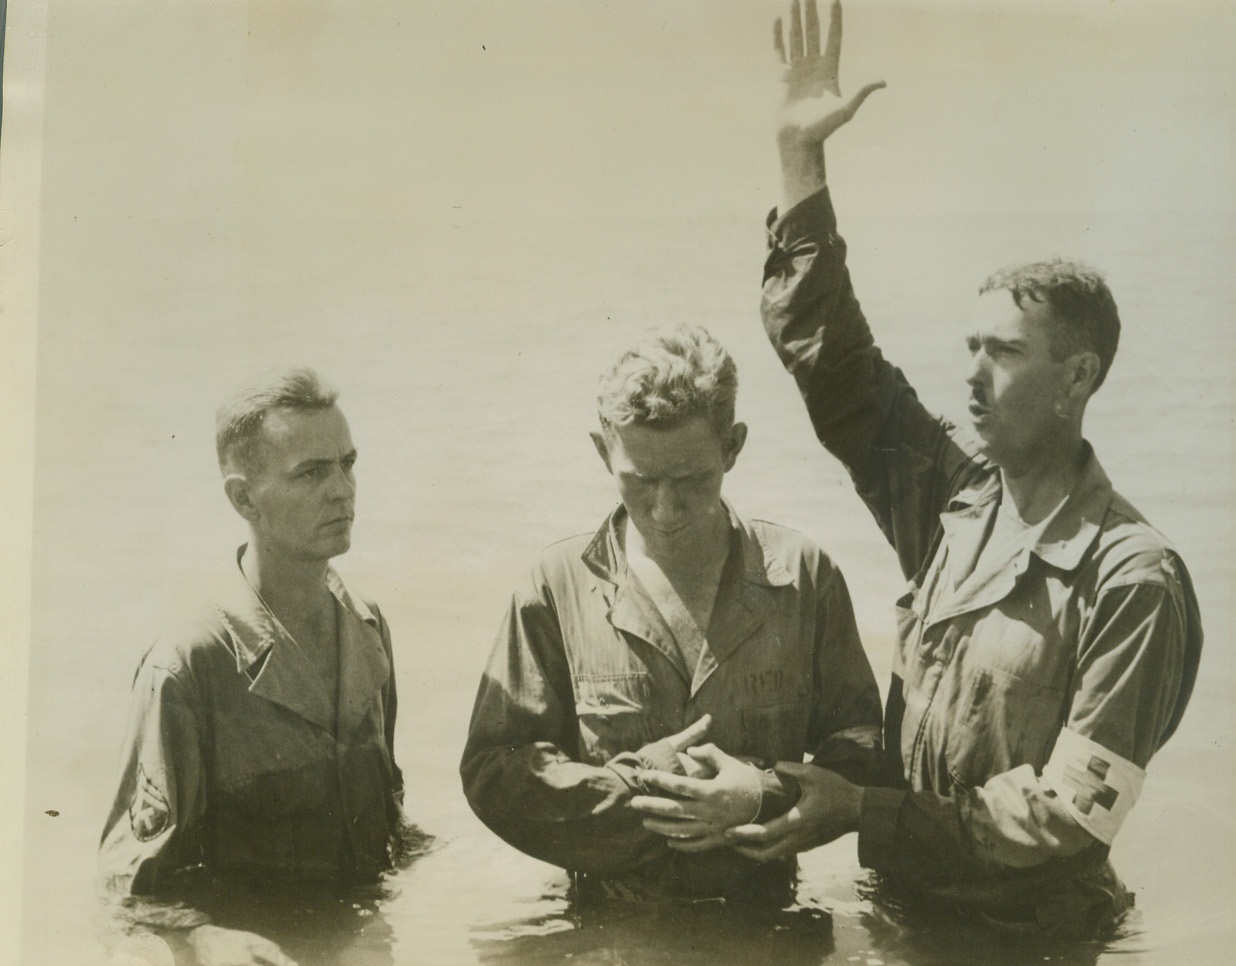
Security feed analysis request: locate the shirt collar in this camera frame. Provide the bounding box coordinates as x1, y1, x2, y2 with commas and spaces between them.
214, 545, 379, 673
211, 546, 389, 735
944, 443, 1113, 572
581, 500, 795, 589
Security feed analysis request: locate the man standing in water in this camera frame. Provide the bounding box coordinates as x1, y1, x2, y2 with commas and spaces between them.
100, 369, 416, 966
651, 0, 1201, 939
461, 324, 882, 902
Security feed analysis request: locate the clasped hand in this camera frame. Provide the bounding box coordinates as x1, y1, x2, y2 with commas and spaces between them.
726, 761, 863, 861
632, 750, 864, 860
629, 743, 763, 853
630, 714, 717, 778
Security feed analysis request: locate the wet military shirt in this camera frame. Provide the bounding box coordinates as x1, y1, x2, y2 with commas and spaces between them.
460, 503, 883, 900
99, 551, 408, 924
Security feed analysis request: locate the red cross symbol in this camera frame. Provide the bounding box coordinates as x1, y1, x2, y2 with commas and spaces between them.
1063, 755, 1119, 815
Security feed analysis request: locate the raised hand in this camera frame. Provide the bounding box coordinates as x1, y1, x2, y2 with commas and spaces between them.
723, 761, 862, 862
774, 0, 885, 208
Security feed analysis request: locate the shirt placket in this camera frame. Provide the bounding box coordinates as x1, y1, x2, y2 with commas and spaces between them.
905, 512, 1028, 784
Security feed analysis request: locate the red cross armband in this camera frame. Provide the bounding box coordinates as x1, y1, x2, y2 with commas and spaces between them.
1041, 727, 1144, 845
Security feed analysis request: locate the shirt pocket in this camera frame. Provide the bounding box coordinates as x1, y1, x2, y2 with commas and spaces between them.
944, 664, 1068, 791
573, 672, 658, 764
739, 692, 811, 767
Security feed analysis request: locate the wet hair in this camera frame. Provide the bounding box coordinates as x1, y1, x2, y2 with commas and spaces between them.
980, 258, 1121, 392
215, 367, 339, 475
597, 325, 738, 436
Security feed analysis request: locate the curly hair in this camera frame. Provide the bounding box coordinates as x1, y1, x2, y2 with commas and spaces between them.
215, 367, 339, 475
597, 325, 738, 436
980, 258, 1121, 391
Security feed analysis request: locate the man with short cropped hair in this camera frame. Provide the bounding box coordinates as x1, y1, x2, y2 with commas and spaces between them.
100, 368, 415, 966
715, 0, 1203, 940
460, 324, 882, 903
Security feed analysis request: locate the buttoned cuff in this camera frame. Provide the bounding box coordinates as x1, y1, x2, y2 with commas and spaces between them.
765, 187, 838, 250
857, 786, 908, 871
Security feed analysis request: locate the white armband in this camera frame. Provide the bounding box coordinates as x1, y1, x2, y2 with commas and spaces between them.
1041, 727, 1144, 845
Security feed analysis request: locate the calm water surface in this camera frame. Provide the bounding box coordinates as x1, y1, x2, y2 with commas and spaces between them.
24, 205, 1235, 965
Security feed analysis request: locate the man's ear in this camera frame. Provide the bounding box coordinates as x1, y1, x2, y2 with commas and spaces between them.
223, 474, 259, 523
590, 430, 613, 473
1067, 351, 1101, 401
722, 422, 749, 472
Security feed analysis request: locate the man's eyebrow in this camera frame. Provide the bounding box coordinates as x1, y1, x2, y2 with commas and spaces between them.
967, 333, 1026, 350
290, 448, 358, 472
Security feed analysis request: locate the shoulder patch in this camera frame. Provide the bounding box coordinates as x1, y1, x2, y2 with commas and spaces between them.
129, 764, 172, 842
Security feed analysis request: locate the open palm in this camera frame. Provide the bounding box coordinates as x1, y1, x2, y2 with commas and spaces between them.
775, 0, 884, 147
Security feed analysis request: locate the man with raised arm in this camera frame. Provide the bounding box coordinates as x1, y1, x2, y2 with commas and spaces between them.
710, 0, 1202, 939
100, 369, 417, 966
460, 324, 882, 902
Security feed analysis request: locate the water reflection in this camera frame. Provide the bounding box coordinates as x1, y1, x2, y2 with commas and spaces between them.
101, 830, 443, 966
94, 827, 1148, 965
851, 873, 1114, 966
471, 886, 835, 966
132, 879, 400, 966
462, 864, 1123, 966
